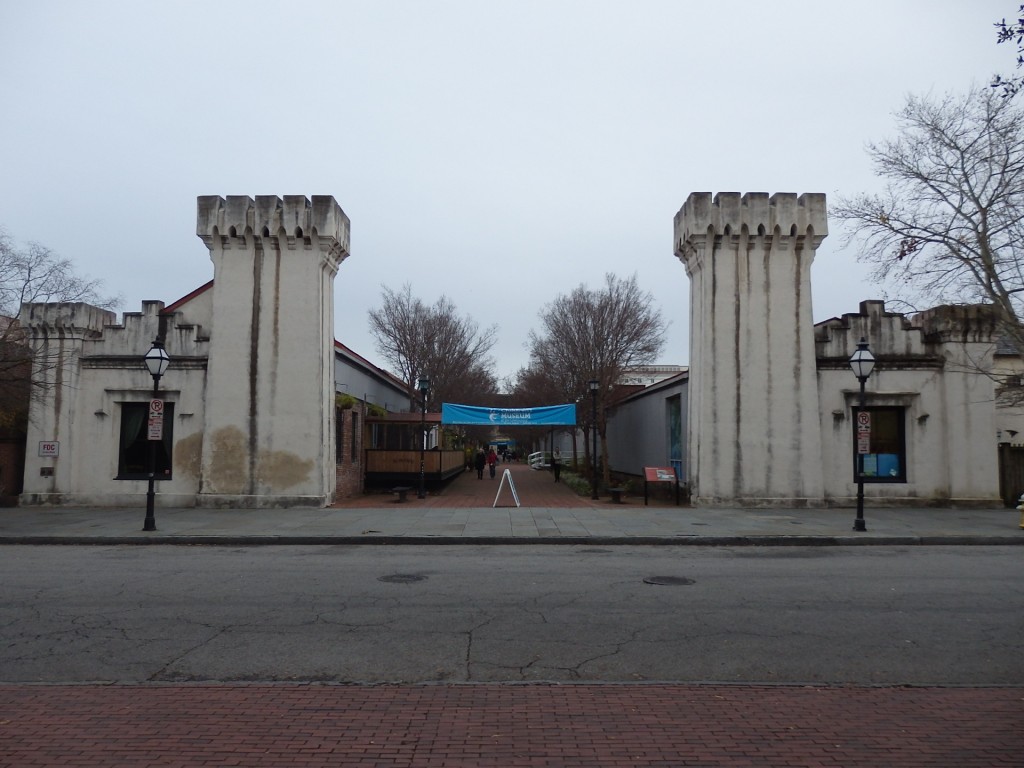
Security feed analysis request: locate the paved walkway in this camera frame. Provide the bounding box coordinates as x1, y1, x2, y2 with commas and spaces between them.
2, 683, 1020, 767
0, 463, 1020, 545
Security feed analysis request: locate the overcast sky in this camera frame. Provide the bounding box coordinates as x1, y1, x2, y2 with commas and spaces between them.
0, 1, 1015, 384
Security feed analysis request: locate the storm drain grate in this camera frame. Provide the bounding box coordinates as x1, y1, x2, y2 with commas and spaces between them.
643, 576, 696, 586
378, 574, 427, 584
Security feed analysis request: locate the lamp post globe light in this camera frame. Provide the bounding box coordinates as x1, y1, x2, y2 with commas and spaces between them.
417, 375, 430, 500
143, 337, 171, 532
849, 337, 875, 532
589, 378, 599, 500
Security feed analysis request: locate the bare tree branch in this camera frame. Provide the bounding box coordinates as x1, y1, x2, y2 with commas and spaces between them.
523, 273, 666, 485
0, 227, 119, 432
993, 5, 1024, 97
833, 87, 1024, 364
367, 283, 498, 410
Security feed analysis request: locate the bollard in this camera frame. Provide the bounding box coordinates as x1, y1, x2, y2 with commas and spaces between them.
1017, 493, 1024, 529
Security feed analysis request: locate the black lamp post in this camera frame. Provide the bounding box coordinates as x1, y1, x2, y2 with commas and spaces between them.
849, 337, 875, 532
589, 378, 599, 500
143, 337, 170, 531
417, 375, 430, 499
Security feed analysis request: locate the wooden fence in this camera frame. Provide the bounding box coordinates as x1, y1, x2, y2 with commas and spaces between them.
365, 449, 465, 486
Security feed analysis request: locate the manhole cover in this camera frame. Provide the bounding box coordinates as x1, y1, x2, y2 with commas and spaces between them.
378, 574, 427, 584
643, 576, 695, 586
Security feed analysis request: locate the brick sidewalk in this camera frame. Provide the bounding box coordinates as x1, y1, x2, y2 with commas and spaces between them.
1, 683, 1019, 767
334, 461, 666, 509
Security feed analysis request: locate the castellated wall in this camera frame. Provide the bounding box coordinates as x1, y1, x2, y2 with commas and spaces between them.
815, 301, 1000, 506
19, 300, 211, 506
674, 191, 1000, 507
19, 195, 351, 509
675, 192, 828, 507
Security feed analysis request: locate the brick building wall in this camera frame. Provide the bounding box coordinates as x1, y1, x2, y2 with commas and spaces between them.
335, 408, 364, 499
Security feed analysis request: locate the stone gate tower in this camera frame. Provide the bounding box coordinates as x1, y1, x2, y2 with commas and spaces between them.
196, 195, 349, 507
674, 192, 828, 506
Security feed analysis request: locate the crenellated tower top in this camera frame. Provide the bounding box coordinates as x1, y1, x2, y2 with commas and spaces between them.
674, 192, 828, 260
196, 195, 350, 267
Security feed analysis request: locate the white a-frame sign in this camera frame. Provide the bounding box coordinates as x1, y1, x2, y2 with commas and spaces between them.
493, 468, 521, 508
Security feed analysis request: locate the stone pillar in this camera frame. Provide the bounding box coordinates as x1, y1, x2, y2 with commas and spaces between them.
674, 192, 827, 506
196, 195, 349, 507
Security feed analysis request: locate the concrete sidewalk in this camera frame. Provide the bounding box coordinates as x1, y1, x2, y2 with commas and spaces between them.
0, 501, 1021, 545
2, 462, 1021, 545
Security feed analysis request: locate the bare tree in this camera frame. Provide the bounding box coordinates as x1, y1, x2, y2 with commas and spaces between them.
0, 230, 115, 317
833, 87, 1024, 358
368, 283, 499, 410
0, 228, 117, 428
526, 273, 666, 485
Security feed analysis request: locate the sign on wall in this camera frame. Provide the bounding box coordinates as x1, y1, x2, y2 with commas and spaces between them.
38, 441, 59, 457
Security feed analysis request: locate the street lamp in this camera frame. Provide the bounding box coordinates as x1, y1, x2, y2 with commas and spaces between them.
849, 337, 875, 532
589, 378, 599, 500
417, 375, 430, 499
143, 337, 171, 531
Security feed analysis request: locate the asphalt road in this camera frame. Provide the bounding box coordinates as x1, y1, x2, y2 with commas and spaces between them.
2, 544, 1022, 685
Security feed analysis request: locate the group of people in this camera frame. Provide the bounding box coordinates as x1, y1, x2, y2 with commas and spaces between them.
474, 447, 499, 479
470, 445, 564, 483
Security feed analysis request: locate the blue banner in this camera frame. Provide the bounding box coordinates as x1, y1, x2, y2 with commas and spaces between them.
441, 403, 577, 426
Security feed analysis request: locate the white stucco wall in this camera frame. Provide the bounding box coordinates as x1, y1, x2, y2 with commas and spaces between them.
816, 301, 1000, 506
20, 300, 210, 506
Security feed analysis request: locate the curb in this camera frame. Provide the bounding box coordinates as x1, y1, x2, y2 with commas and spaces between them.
1, 535, 1022, 546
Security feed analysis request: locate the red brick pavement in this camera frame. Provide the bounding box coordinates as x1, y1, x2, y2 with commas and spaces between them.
335, 461, 666, 509
1, 683, 1020, 767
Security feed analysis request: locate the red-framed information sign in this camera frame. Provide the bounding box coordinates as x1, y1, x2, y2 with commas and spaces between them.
643, 466, 681, 506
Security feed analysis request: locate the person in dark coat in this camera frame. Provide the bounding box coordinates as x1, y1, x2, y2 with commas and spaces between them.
474, 448, 486, 479
552, 449, 562, 482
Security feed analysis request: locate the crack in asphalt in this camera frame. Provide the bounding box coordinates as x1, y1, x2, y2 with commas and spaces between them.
149, 625, 233, 681
464, 615, 496, 681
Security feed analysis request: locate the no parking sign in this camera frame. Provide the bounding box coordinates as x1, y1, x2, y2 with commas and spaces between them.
856, 411, 871, 454
148, 399, 164, 441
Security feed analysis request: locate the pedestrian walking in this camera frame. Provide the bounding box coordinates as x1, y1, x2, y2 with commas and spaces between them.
552, 449, 561, 482
487, 447, 498, 478
474, 448, 486, 480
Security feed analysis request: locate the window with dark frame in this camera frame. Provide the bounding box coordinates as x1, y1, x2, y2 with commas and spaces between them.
117, 401, 174, 480
852, 406, 906, 483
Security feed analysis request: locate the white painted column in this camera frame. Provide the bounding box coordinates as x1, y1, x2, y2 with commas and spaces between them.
675, 192, 827, 506
195, 195, 349, 507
